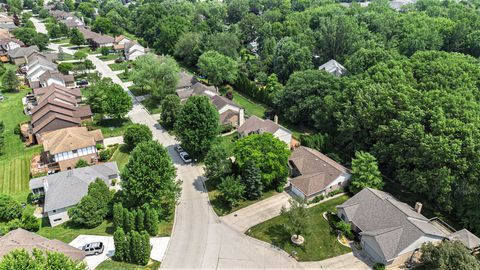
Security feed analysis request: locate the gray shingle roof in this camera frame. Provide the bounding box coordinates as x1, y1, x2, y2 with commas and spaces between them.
30, 162, 119, 212
447, 229, 480, 250
337, 188, 447, 262
238, 115, 289, 136
7, 45, 38, 58
319, 59, 347, 77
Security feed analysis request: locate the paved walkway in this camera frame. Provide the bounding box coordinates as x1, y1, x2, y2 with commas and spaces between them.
221, 192, 292, 233
103, 136, 124, 147
300, 252, 372, 270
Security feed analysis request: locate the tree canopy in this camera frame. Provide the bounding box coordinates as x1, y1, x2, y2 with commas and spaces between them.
349, 151, 384, 194
197, 51, 238, 88
0, 249, 87, 270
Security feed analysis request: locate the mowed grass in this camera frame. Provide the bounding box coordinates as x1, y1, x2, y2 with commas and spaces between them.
0, 89, 42, 200
109, 144, 130, 172
37, 219, 114, 243
248, 195, 351, 261
231, 90, 268, 118
96, 259, 160, 270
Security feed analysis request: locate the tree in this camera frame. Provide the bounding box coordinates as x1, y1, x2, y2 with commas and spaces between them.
68, 179, 111, 227
122, 141, 179, 216
0, 249, 87, 270
20, 213, 39, 232
159, 94, 181, 129
123, 124, 152, 151
204, 32, 241, 58
135, 208, 145, 232
281, 198, 309, 240
140, 231, 151, 265
154, 15, 191, 55
144, 206, 159, 236
420, 240, 480, 270
74, 50, 88, 60
123, 208, 133, 233
12, 28, 48, 50
233, 133, 290, 190
174, 32, 203, 67
58, 62, 73, 75
101, 83, 132, 119
227, 0, 249, 24
75, 159, 89, 168
92, 17, 113, 35
197, 51, 238, 88
349, 151, 384, 194
174, 95, 219, 158
240, 160, 263, 200
272, 38, 312, 83
83, 59, 95, 71
218, 175, 245, 207
3, 68, 19, 92
129, 231, 143, 264
131, 54, 180, 99
49, 25, 62, 39
113, 228, 127, 261
0, 194, 22, 221
204, 143, 232, 185
70, 28, 85, 45
113, 203, 123, 230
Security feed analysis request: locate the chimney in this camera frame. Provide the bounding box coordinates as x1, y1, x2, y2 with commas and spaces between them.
43, 178, 48, 192
414, 202, 422, 214
274, 115, 278, 124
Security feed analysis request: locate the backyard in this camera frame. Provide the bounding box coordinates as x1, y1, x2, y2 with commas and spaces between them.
87, 115, 133, 138
231, 90, 267, 118
109, 144, 130, 172
247, 195, 351, 261
0, 89, 42, 201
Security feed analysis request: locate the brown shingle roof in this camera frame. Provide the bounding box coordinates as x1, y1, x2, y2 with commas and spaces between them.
32, 113, 81, 134
210, 95, 239, 110
0, 228, 85, 261
238, 115, 282, 135
33, 84, 81, 99
42, 127, 103, 155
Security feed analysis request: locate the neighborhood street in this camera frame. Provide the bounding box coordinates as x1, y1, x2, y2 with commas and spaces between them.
30, 17, 371, 270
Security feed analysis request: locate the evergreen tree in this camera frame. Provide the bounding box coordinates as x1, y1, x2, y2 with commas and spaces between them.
3, 68, 19, 92
129, 231, 143, 264
113, 203, 123, 230
129, 210, 136, 232
144, 206, 159, 236
125, 232, 132, 263
140, 231, 151, 265
113, 228, 126, 261
123, 208, 133, 233
241, 160, 263, 200
135, 209, 145, 232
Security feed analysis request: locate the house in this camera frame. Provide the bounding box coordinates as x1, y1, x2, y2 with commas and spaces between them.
33, 84, 82, 102
238, 115, 293, 147
211, 95, 245, 127
446, 229, 480, 254
7, 45, 38, 65
61, 17, 84, 28
26, 55, 58, 83
336, 188, 480, 268
29, 91, 93, 140
77, 26, 99, 42
29, 162, 119, 226
319, 59, 347, 77
124, 41, 146, 61
0, 228, 85, 261
37, 70, 74, 88
176, 71, 197, 90
91, 34, 114, 48
38, 126, 103, 171
0, 13, 16, 30
49, 10, 72, 20
0, 37, 23, 55
113, 35, 131, 50
288, 146, 351, 200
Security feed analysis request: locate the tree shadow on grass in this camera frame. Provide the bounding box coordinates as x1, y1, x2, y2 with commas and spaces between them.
96, 118, 129, 128
266, 224, 291, 249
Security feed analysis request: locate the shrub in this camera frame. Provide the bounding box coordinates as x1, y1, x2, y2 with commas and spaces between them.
225, 90, 233, 100
75, 159, 89, 168
0, 194, 22, 222
99, 149, 111, 161
100, 47, 110, 56
220, 124, 233, 133
336, 220, 355, 240
96, 143, 104, 150
327, 189, 343, 197
311, 195, 324, 203
373, 263, 385, 270
13, 124, 21, 135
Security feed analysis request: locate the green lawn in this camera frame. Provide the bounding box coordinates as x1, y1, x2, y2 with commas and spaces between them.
141, 98, 161, 114
128, 85, 149, 96
51, 37, 70, 44
37, 219, 114, 243
109, 62, 130, 71
87, 116, 133, 138
0, 89, 42, 201
98, 53, 120, 61
248, 195, 351, 261
96, 259, 160, 270
109, 144, 130, 172
158, 218, 174, 237
218, 132, 238, 156
205, 179, 280, 216
119, 70, 132, 82
231, 90, 268, 118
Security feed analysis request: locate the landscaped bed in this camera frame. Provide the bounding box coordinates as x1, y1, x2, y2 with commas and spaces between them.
96, 259, 161, 270
247, 195, 351, 261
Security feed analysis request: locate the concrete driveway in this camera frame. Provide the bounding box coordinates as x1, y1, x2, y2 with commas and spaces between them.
69, 235, 115, 270
300, 252, 372, 270
221, 192, 292, 233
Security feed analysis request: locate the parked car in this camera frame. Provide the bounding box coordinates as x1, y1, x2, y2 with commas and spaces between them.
174, 145, 184, 153
82, 242, 104, 256
179, 151, 192, 164
76, 79, 88, 87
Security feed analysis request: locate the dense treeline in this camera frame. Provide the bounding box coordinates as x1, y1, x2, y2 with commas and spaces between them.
56, 0, 480, 233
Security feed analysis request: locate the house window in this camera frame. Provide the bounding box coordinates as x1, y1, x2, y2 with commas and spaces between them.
53, 218, 62, 222
53, 210, 56, 213
72, 149, 78, 154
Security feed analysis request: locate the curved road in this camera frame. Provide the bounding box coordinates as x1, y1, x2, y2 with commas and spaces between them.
31, 16, 300, 269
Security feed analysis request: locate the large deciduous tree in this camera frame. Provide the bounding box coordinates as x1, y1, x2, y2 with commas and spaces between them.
86, 79, 132, 118
0, 194, 22, 222
420, 240, 480, 270
174, 95, 219, 158
0, 249, 87, 270
69, 28, 85, 45
121, 141, 179, 218
123, 124, 153, 151
204, 144, 232, 186
131, 54, 180, 99
68, 179, 111, 228
197, 51, 238, 88
159, 94, 181, 129
272, 38, 312, 83
233, 133, 290, 190
349, 151, 384, 194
